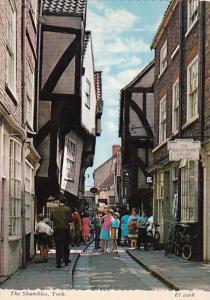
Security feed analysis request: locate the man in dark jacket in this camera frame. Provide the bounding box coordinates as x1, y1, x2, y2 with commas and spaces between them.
50, 196, 73, 268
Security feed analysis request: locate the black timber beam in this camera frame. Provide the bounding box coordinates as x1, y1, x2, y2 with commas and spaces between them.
128, 86, 154, 93
42, 24, 81, 35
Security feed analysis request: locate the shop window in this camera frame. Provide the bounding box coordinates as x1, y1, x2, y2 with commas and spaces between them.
25, 160, 34, 234
9, 139, 22, 236
180, 160, 198, 222
65, 137, 76, 181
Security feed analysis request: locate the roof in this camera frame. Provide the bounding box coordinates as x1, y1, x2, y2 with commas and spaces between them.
94, 71, 102, 102
98, 174, 114, 190
121, 60, 155, 92
151, 0, 178, 49
42, 0, 87, 15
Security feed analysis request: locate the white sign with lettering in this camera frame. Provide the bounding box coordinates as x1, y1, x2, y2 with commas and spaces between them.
168, 139, 201, 161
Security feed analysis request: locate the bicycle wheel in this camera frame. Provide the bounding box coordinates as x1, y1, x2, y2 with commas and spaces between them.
174, 244, 181, 257
165, 242, 171, 258
154, 230, 160, 242
182, 244, 192, 260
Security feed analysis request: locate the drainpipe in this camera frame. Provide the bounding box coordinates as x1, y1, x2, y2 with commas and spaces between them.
177, 0, 184, 222
21, 0, 27, 268
35, 0, 43, 132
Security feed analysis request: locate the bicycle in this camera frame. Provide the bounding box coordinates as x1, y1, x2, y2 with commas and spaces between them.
147, 222, 160, 249
164, 220, 193, 260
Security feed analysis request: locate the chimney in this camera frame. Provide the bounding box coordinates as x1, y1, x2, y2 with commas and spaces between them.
112, 145, 121, 157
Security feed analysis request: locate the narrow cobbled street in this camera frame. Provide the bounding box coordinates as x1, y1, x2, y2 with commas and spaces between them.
73, 244, 168, 290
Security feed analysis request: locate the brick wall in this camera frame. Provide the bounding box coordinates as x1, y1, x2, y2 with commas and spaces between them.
204, 2, 210, 140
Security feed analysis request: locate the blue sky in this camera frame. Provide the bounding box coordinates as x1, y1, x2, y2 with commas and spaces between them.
85, 0, 169, 188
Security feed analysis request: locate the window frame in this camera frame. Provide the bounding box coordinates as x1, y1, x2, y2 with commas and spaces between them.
85, 78, 91, 109
25, 160, 34, 234
9, 138, 22, 237
188, 0, 199, 31
172, 79, 179, 134
159, 96, 167, 144
26, 59, 35, 128
6, 0, 16, 94
159, 40, 167, 75
65, 137, 76, 182
187, 55, 199, 122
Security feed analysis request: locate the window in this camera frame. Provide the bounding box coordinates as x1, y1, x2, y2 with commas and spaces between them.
160, 40, 167, 74
85, 79, 91, 108
156, 171, 164, 225
180, 160, 198, 222
30, 0, 38, 24
171, 164, 178, 219
188, 0, 199, 30
26, 60, 35, 128
65, 137, 76, 181
9, 139, 22, 236
6, 0, 16, 92
187, 56, 198, 121
172, 80, 179, 133
25, 161, 34, 234
159, 96, 167, 144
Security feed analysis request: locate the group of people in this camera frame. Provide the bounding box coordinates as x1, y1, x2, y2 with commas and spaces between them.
35, 196, 149, 268
93, 207, 149, 253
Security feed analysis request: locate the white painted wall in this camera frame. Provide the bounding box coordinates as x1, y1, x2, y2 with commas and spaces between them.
81, 36, 97, 135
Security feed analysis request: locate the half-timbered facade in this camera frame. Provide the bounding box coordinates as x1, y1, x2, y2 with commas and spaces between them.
119, 61, 154, 214
35, 0, 102, 212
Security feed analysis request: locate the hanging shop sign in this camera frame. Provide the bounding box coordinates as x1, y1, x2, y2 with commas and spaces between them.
168, 139, 201, 161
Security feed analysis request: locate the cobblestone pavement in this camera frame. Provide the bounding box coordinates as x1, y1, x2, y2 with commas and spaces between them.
73, 244, 169, 290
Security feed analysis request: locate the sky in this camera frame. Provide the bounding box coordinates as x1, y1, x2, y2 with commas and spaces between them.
85, 0, 170, 188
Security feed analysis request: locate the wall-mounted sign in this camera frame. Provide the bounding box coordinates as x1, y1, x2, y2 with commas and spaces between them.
168, 139, 201, 161
146, 176, 153, 183
90, 187, 99, 194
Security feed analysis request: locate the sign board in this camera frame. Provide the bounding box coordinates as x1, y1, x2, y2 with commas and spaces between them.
168, 139, 201, 161
90, 187, 99, 194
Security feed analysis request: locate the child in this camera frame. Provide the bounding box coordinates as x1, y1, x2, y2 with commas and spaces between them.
111, 212, 120, 252
99, 209, 114, 253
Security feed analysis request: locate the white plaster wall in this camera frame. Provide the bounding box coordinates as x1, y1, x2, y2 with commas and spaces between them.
81, 37, 97, 135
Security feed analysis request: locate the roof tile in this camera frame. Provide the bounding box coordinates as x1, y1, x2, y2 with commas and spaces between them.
43, 0, 87, 15
94, 71, 102, 102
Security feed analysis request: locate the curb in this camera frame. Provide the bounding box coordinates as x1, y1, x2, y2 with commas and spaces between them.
126, 249, 180, 291
71, 239, 94, 289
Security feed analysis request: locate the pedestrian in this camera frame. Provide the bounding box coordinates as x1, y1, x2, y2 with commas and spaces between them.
36, 214, 53, 262
94, 211, 102, 249
99, 208, 114, 253
50, 196, 73, 268
111, 212, 120, 252
121, 211, 130, 246
73, 209, 82, 246
137, 210, 149, 251
128, 208, 141, 249
82, 211, 90, 245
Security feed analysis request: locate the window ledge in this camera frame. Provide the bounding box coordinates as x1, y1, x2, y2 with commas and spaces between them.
185, 18, 199, 39
8, 235, 22, 241
152, 138, 170, 153
64, 178, 74, 183
182, 115, 199, 130
171, 45, 179, 60
158, 66, 167, 79
5, 84, 18, 106
171, 130, 179, 137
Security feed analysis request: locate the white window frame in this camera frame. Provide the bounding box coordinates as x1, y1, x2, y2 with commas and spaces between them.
180, 160, 198, 223
188, 0, 199, 31
159, 96, 167, 144
172, 79, 179, 134
160, 40, 167, 75
6, 0, 16, 93
156, 171, 164, 226
25, 160, 34, 234
187, 56, 199, 122
85, 78, 91, 108
65, 137, 76, 181
9, 138, 22, 236
26, 59, 35, 128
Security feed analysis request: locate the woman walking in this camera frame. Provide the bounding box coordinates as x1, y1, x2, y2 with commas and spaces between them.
128, 208, 141, 249
36, 214, 53, 262
100, 209, 114, 253
82, 212, 90, 245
